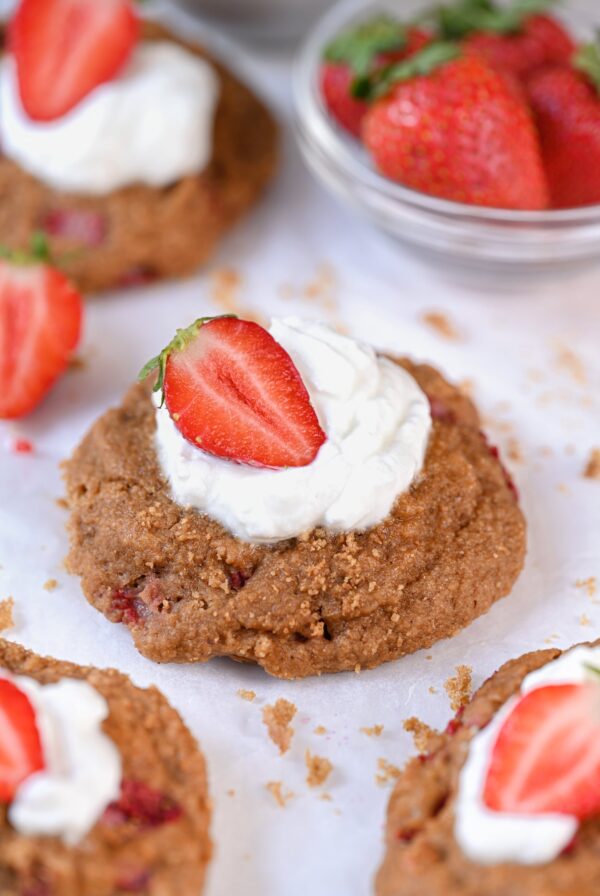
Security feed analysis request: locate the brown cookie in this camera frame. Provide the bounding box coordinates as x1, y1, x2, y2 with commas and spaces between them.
0, 22, 278, 293
0, 639, 211, 896
63, 358, 526, 679
376, 641, 600, 896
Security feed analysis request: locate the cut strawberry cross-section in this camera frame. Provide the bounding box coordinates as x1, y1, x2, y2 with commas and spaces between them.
483, 682, 600, 820
0, 678, 45, 803
140, 316, 326, 469
10, 0, 139, 122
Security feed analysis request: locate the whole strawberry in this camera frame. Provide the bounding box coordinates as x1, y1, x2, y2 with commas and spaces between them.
527, 45, 600, 208
436, 0, 575, 80
320, 17, 430, 137
361, 44, 549, 210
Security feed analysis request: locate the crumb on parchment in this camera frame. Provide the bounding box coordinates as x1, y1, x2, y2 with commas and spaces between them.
361, 725, 384, 738
314, 725, 327, 735
0, 597, 14, 632
43, 579, 58, 592
262, 699, 297, 754
421, 310, 461, 341
376, 758, 401, 786
209, 267, 265, 325
580, 614, 592, 627
266, 781, 294, 808
444, 665, 472, 712
554, 343, 587, 384
237, 689, 256, 702
584, 448, 600, 480
575, 577, 597, 598
403, 717, 439, 753
305, 750, 333, 788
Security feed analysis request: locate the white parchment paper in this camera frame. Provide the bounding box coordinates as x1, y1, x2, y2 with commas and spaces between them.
0, 4, 599, 894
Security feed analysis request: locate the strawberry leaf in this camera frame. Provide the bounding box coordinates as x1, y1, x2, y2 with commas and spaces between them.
354, 41, 460, 101
139, 315, 237, 405
574, 41, 600, 94
324, 16, 408, 75
0, 232, 52, 266
435, 0, 557, 40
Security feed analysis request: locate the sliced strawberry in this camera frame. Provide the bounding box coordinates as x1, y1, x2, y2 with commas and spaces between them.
140, 317, 326, 469
10, 0, 139, 122
41, 209, 108, 248
483, 682, 600, 819
0, 254, 83, 419
0, 678, 45, 802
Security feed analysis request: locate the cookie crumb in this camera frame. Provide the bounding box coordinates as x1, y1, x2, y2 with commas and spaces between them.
554, 343, 587, 384
262, 699, 297, 754
580, 613, 592, 627
305, 750, 333, 788
238, 688, 256, 702
266, 781, 294, 808
314, 725, 327, 735
403, 717, 438, 753
444, 665, 472, 712
428, 686, 437, 695
320, 792, 333, 802
43, 578, 58, 592
360, 724, 384, 738
575, 577, 597, 598
421, 310, 461, 341
0, 597, 14, 632
583, 448, 600, 480
55, 497, 69, 510
210, 267, 264, 324
226, 788, 236, 797
376, 758, 401, 786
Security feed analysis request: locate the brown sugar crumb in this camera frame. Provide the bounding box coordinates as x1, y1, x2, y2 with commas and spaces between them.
444, 665, 473, 712
314, 725, 327, 736
376, 758, 401, 786
584, 449, 600, 480
305, 750, 333, 788
55, 497, 69, 510
554, 343, 587, 384
262, 699, 297, 754
0, 597, 14, 632
266, 781, 294, 808
360, 724, 384, 738
421, 310, 461, 341
237, 688, 256, 702
43, 579, 58, 592
209, 267, 265, 324
403, 717, 438, 753
575, 577, 598, 598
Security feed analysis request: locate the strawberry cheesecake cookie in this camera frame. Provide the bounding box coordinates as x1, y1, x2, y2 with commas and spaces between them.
64, 316, 525, 679
377, 641, 600, 896
0, 638, 210, 895
0, 0, 277, 292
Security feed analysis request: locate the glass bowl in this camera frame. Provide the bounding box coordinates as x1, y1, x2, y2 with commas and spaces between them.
293, 0, 600, 268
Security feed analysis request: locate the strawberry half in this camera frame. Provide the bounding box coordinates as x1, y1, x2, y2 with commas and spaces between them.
483, 682, 600, 819
140, 317, 326, 469
10, 0, 139, 122
0, 678, 45, 803
0, 241, 83, 419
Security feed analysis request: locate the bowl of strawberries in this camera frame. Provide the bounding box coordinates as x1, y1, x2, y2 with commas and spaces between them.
294, 0, 600, 266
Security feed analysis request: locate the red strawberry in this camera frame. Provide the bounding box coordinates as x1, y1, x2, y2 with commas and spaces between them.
41, 209, 108, 249
527, 48, 600, 209
0, 243, 83, 419
140, 317, 326, 469
484, 682, 600, 819
10, 0, 139, 122
0, 678, 45, 802
361, 44, 549, 210
320, 18, 430, 136
464, 14, 575, 81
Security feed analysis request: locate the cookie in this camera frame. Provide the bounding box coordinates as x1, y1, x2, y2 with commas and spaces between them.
0, 639, 211, 895
376, 641, 600, 896
64, 357, 526, 679
0, 21, 278, 293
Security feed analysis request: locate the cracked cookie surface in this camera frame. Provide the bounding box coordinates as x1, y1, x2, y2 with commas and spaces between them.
0, 639, 210, 896
376, 642, 600, 896
64, 359, 526, 679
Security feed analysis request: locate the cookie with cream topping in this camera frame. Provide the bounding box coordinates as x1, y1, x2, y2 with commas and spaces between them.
377, 640, 600, 896
0, 638, 210, 895
0, 2, 277, 293
64, 315, 525, 678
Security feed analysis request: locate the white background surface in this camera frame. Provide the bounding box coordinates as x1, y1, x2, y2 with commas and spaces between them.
0, 3, 599, 894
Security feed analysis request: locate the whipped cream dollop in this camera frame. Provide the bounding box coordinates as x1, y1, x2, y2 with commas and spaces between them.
154, 317, 432, 543
0, 42, 219, 195
455, 645, 600, 865
6, 673, 121, 845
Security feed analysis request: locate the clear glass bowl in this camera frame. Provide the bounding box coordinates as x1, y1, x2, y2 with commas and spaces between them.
293, 0, 600, 268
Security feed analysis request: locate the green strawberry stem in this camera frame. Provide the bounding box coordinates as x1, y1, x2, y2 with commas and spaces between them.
584, 662, 600, 680
353, 41, 461, 101
433, 0, 558, 40
139, 315, 237, 405
0, 232, 52, 265
574, 41, 600, 94
323, 16, 408, 75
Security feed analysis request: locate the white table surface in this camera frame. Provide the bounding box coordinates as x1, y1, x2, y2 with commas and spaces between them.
0, 3, 599, 894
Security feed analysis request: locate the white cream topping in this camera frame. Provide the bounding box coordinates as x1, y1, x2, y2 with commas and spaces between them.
455, 645, 600, 865
5, 673, 121, 845
153, 317, 432, 544
0, 41, 219, 195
